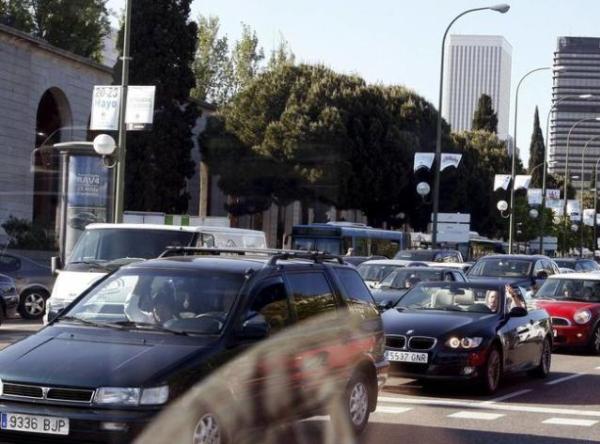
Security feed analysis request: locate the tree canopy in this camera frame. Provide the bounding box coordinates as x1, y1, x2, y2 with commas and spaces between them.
528, 107, 546, 187
472, 94, 498, 133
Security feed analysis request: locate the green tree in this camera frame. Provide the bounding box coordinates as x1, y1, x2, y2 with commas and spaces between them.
267, 34, 295, 70
231, 23, 264, 94
472, 94, 498, 133
528, 107, 546, 187
115, 0, 199, 213
0, 0, 33, 31
192, 15, 233, 106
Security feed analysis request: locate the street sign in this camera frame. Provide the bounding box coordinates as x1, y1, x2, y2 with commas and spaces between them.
431, 213, 470, 243
90, 86, 121, 131
125, 86, 156, 130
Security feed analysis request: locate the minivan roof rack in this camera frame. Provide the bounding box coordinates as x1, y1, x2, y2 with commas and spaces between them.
159, 246, 345, 265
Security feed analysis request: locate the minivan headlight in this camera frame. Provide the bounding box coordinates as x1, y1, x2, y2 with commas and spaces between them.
574, 309, 592, 325
93, 386, 169, 406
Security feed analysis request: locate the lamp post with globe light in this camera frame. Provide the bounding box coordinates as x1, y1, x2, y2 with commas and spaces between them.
432, 3, 510, 248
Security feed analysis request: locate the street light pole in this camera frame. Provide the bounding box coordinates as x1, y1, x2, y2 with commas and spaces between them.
562, 116, 600, 254
541, 93, 593, 254
432, 3, 510, 249
595, 157, 600, 255
508, 67, 550, 254
113, 0, 133, 223
580, 135, 600, 256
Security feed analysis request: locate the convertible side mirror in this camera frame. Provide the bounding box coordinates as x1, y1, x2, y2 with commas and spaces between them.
509, 306, 528, 317
51, 256, 63, 276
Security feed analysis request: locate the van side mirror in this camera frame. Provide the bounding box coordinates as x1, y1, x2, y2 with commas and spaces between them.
51, 256, 62, 276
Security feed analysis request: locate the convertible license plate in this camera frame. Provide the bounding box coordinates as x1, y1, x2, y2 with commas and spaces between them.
385, 350, 428, 364
1, 412, 69, 435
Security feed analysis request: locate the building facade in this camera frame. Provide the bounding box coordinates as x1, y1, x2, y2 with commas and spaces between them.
548, 37, 600, 187
443, 35, 512, 139
0, 24, 113, 236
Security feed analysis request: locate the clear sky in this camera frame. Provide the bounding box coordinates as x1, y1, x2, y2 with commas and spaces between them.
106, 0, 600, 165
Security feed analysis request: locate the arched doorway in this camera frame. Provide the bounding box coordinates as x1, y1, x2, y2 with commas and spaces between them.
33, 88, 72, 234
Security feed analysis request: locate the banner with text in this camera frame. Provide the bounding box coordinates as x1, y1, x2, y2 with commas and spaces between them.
494, 174, 511, 191
440, 153, 462, 171
546, 189, 561, 200
527, 188, 543, 205
414, 153, 435, 171
90, 85, 121, 131
514, 175, 532, 190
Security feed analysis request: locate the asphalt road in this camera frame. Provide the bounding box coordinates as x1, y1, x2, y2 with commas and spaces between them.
0, 321, 598, 444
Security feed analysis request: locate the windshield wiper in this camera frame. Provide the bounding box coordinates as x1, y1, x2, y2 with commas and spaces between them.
111, 321, 188, 335
57, 316, 124, 330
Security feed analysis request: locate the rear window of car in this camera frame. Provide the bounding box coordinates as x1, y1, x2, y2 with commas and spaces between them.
333, 268, 375, 305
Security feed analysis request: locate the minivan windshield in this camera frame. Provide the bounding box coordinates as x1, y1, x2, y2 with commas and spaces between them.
68, 229, 197, 265
64, 268, 245, 334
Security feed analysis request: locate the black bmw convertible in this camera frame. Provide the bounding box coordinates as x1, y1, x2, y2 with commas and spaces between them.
382, 282, 553, 394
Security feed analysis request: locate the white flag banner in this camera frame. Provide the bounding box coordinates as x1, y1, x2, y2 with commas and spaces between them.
494, 174, 511, 191
583, 209, 596, 227
514, 175, 532, 190
567, 199, 581, 221
125, 85, 156, 130
440, 153, 462, 171
527, 188, 543, 206
546, 189, 561, 200
90, 85, 122, 131
414, 153, 435, 172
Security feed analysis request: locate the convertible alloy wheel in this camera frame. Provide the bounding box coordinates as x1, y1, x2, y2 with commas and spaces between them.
482, 348, 501, 394
19, 290, 48, 320
590, 326, 600, 355
192, 413, 222, 444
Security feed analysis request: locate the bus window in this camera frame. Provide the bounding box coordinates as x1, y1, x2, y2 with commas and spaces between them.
293, 237, 315, 251
352, 237, 369, 256
315, 238, 341, 254
371, 238, 401, 258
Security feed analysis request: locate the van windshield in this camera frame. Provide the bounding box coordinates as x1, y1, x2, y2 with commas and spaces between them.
68, 229, 196, 265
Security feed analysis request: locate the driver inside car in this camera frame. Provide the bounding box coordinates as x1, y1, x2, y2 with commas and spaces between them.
484, 290, 500, 312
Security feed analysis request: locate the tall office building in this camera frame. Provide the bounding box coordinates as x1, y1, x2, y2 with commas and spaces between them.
548, 37, 600, 186
442, 35, 512, 140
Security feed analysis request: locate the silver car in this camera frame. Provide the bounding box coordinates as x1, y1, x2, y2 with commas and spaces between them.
0, 252, 55, 319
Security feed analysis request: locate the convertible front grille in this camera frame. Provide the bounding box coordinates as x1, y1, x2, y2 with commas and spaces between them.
386, 335, 407, 349
408, 336, 437, 351
551, 317, 571, 327
2, 382, 94, 404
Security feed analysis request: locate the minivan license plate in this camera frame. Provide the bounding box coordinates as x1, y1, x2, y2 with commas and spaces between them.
1, 412, 69, 435
385, 350, 428, 363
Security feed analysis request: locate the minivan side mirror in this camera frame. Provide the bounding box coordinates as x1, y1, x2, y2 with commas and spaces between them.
509, 306, 528, 318
51, 256, 62, 276
239, 317, 270, 340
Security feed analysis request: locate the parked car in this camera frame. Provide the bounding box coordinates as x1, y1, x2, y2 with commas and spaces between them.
532, 273, 600, 354
0, 274, 19, 325
382, 282, 552, 394
0, 253, 54, 320
393, 249, 464, 263
357, 259, 429, 288
467, 254, 559, 294
0, 248, 387, 443
371, 266, 467, 310
553, 258, 600, 273
342, 255, 387, 267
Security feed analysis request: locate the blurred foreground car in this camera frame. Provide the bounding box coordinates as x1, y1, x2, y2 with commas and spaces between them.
533, 273, 600, 354
382, 282, 552, 394
0, 274, 19, 325
0, 253, 54, 320
0, 248, 387, 443
371, 266, 467, 310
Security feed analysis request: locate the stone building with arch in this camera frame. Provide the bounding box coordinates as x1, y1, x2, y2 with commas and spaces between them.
0, 24, 113, 238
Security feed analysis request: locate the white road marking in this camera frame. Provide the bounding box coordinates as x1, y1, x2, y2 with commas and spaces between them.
595, 366, 600, 370
543, 418, 598, 427
481, 389, 532, 405
545, 374, 585, 386
375, 406, 413, 414
378, 396, 600, 417
449, 411, 505, 420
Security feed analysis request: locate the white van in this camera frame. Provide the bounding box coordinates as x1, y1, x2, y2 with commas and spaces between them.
45, 223, 267, 322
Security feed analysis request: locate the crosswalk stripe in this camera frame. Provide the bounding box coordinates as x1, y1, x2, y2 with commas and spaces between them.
375, 406, 413, 414
543, 418, 598, 427
545, 374, 585, 386
448, 411, 505, 420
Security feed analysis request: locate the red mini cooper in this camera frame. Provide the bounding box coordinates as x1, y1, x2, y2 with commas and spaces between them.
532, 273, 600, 354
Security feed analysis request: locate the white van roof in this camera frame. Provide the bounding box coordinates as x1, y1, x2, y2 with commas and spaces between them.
85, 223, 265, 235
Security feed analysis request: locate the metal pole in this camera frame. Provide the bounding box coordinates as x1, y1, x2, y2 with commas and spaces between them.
580, 136, 600, 256
432, 6, 501, 249
114, 0, 133, 223
508, 67, 550, 254
595, 158, 600, 256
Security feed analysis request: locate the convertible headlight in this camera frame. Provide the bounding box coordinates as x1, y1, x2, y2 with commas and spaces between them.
94, 386, 169, 406
574, 309, 592, 325
94, 387, 140, 406
446, 337, 483, 349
